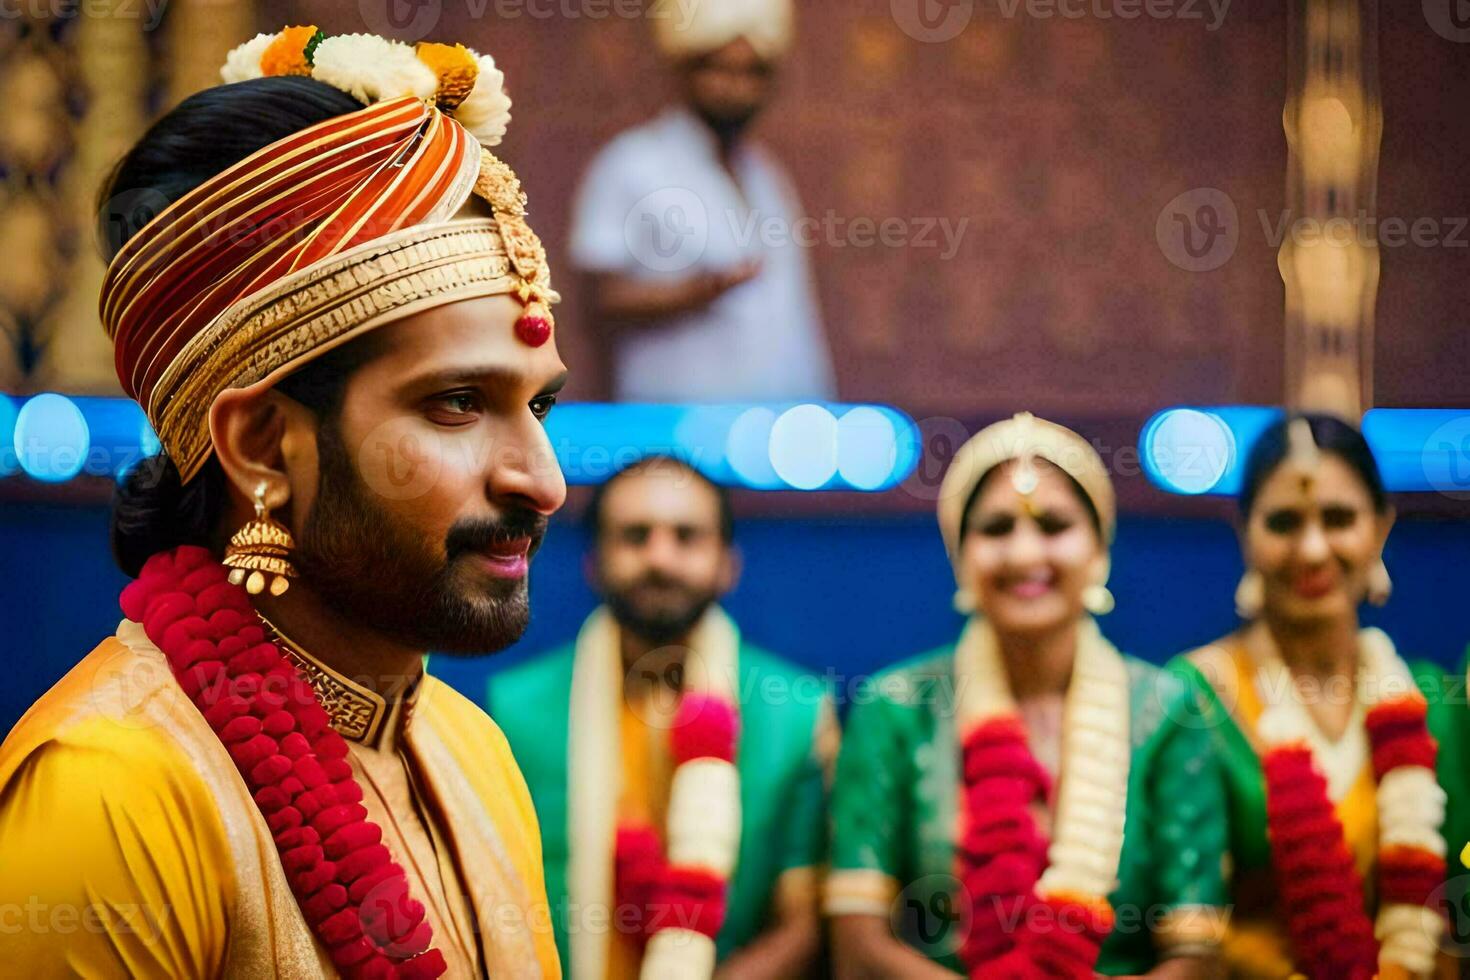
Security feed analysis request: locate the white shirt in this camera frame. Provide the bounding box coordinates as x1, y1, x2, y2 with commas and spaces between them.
570, 108, 837, 402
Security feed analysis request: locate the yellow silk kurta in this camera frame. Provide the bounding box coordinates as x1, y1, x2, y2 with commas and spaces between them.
0, 620, 561, 979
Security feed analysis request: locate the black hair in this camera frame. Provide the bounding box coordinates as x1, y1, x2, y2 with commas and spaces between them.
105, 77, 374, 577
583, 455, 735, 546
957, 459, 1104, 542
1238, 412, 1387, 517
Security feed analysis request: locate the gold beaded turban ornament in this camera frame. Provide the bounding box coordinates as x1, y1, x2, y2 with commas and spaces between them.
99, 27, 559, 484
937, 412, 1117, 614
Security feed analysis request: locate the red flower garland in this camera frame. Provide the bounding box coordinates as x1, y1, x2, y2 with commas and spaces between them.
1261, 744, 1377, 980
1262, 694, 1445, 980
954, 717, 1113, 979
612, 693, 738, 951
120, 546, 445, 979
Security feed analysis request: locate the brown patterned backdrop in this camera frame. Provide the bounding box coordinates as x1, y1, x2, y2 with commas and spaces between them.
4, 0, 1466, 510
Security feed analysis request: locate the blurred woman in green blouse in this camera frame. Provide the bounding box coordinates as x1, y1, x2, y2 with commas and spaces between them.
1173, 414, 1448, 980
825, 413, 1228, 979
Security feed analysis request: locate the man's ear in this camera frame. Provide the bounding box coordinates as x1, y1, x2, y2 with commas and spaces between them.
720, 544, 743, 596
209, 387, 321, 526
583, 550, 601, 594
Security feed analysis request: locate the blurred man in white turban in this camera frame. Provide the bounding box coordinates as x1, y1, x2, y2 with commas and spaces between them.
570, 0, 837, 403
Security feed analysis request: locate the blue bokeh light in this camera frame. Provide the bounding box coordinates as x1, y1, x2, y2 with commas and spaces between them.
15, 393, 90, 483
1140, 409, 1235, 495
1364, 408, 1470, 495
1141, 406, 1282, 496
0, 394, 17, 477
770, 405, 840, 490
836, 406, 898, 491
726, 407, 782, 490
1, 397, 924, 491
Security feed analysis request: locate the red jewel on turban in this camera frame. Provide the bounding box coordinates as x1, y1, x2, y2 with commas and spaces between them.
515, 312, 552, 348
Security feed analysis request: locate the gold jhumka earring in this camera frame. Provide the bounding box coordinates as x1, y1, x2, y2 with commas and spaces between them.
224, 480, 297, 596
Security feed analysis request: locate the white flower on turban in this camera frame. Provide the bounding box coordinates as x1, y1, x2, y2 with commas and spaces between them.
310, 34, 436, 106
454, 50, 513, 148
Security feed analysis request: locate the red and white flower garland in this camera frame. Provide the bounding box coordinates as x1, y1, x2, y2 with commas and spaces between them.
952, 617, 1131, 979
1252, 624, 1446, 979
567, 607, 742, 980
119, 546, 446, 979
616, 690, 740, 978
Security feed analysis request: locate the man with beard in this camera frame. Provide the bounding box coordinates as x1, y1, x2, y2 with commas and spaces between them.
568, 0, 836, 402
488, 456, 834, 980
0, 28, 566, 978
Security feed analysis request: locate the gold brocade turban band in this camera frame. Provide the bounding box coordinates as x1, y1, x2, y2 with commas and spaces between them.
98, 28, 558, 483
936, 412, 1117, 603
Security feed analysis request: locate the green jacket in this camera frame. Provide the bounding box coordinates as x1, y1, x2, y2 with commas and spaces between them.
486, 639, 832, 970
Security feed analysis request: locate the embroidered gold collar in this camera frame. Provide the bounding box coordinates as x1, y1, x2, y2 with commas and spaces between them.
260, 616, 418, 749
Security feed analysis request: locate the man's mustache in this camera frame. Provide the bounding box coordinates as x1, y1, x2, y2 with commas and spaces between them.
445, 511, 549, 560
628, 571, 696, 593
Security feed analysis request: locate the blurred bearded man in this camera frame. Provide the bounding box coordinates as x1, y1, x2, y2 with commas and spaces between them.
569, 0, 836, 402
0, 27, 567, 978
488, 456, 835, 980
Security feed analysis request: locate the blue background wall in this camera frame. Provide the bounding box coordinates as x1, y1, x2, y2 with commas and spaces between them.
4, 502, 1468, 732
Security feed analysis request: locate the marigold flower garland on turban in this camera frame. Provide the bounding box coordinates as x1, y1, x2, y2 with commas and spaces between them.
1252, 623, 1446, 979
99, 26, 557, 482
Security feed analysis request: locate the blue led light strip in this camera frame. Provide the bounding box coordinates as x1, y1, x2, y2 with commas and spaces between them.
0, 395, 921, 492
1141, 406, 1470, 496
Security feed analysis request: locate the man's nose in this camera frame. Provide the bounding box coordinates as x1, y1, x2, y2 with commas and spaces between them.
487, 419, 566, 516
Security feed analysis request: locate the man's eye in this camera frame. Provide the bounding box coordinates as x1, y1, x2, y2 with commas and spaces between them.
530, 394, 558, 421
427, 392, 481, 424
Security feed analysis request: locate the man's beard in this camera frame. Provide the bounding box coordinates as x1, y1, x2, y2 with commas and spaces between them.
293, 422, 546, 655
694, 105, 757, 144
603, 571, 720, 648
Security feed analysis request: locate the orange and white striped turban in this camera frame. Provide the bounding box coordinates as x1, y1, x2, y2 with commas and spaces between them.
99, 28, 557, 482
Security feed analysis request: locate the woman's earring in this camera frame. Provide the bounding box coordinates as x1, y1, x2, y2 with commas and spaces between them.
224, 480, 296, 596
1234, 569, 1264, 620
1082, 583, 1115, 616
1367, 559, 1392, 607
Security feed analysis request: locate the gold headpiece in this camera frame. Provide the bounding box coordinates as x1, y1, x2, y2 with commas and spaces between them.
937, 412, 1117, 596
1286, 416, 1322, 499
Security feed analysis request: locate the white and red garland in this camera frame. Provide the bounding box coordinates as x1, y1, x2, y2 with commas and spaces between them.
1251, 623, 1446, 980
567, 607, 741, 980
952, 617, 1131, 979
